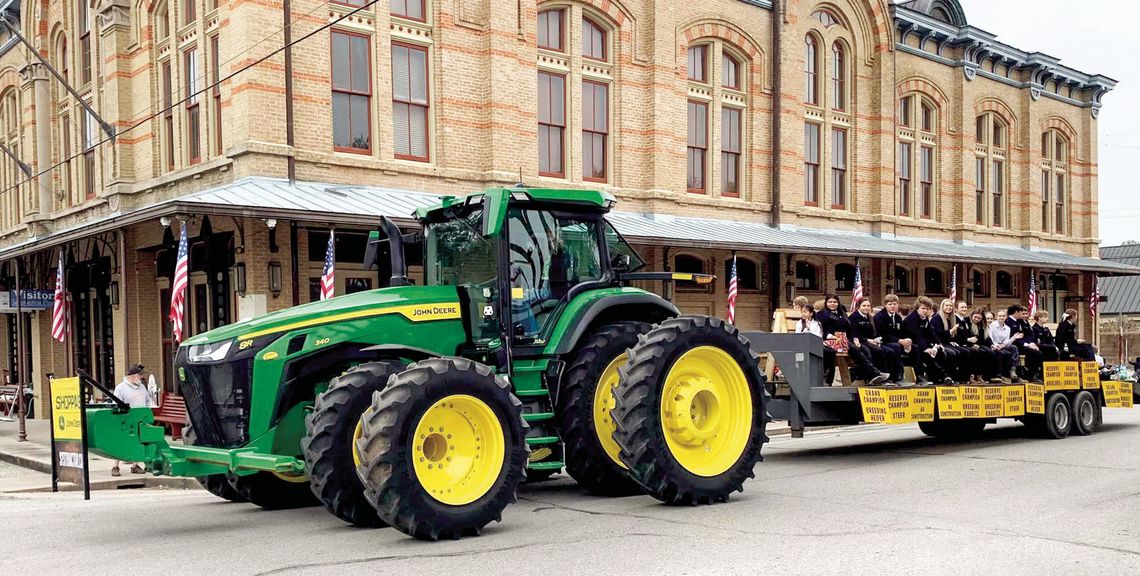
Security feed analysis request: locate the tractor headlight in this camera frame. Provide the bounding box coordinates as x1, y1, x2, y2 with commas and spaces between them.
187, 340, 234, 364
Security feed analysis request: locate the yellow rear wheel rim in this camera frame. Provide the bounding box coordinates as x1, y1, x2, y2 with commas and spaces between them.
351, 408, 369, 469
660, 346, 753, 477
593, 354, 628, 469
412, 394, 505, 506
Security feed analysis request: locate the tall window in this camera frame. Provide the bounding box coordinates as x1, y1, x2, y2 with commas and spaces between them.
392, 42, 430, 161
538, 71, 565, 177
975, 157, 985, 224
721, 107, 741, 197
156, 4, 170, 41
722, 53, 740, 90
898, 97, 910, 127
83, 108, 96, 199
60, 112, 72, 200
804, 35, 818, 105
831, 128, 846, 208
920, 146, 933, 218
898, 142, 911, 216
184, 0, 197, 24
582, 80, 608, 182
1042, 129, 1069, 234
686, 101, 708, 193
184, 49, 201, 164
537, 9, 564, 52
830, 42, 845, 110
582, 18, 606, 61
390, 0, 425, 21
162, 61, 174, 170
795, 261, 818, 290
687, 45, 708, 83
977, 112, 1008, 228
921, 102, 933, 132
211, 36, 222, 156
804, 123, 820, 205
79, 2, 91, 84
331, 31, 371, 153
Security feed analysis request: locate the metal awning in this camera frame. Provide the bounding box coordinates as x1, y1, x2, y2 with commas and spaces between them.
1, 177, 1136, 275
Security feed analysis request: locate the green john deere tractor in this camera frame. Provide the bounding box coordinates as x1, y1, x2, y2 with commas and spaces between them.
83, 186, 770, 540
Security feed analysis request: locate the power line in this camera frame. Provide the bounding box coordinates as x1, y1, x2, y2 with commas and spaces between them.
0, 0, 380, 199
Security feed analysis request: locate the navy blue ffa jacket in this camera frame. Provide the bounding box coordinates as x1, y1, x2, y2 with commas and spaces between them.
848, 311, 877, 343
903, 311, 938, 352
814, 309, 852, 339
930, 315, 955, 346
874, 309, 905, 344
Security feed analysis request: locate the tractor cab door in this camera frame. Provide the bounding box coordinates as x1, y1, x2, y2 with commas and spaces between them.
505, 207, 604, 346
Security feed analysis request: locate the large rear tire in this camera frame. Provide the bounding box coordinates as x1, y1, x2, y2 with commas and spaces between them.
227, 472, 320, 510
356, 358, 529, 540
612, 316, 769, 505
302, 361, 403, 527
183, 424, 246, 503
1070, 390, 1096, 436
557, 321, 650, 496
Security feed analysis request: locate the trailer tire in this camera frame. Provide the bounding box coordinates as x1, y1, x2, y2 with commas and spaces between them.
1039, 393, 1072, 439
183, 425, 246, 503
1071, 390, 1097, 436
917, 418, 986, 440
227, 472, 319, 510
356, 358, 529, 540
302, 361, 403, 527
557, 321, 651, 496
612, 316, 769, 505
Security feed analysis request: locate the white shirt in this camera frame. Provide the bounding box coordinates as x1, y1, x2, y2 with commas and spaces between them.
796, 319, 822, 338
114, 379, 156, 408
989, 321, 1012, 346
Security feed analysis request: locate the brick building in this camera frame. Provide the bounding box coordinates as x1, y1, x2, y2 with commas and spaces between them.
0, 0, 1133, 417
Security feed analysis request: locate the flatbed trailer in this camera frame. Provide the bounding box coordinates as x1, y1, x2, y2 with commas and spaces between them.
748, 332, 1135, 440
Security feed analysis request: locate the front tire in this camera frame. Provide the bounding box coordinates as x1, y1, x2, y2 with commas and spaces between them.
356, 358, 529, 540
183, 424, 246, 503
302, 361, 403, 527
557, 321, 650, 496
227, 472, 320, 510
612, 316, 769, 505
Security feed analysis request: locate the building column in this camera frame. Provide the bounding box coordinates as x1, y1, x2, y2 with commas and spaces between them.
18, 62, 51, 232
97, 0, 134, 189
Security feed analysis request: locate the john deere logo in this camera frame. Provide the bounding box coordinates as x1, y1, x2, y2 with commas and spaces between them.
409, 304, 459, 318
263, 351, 280, 361
178, 367, 187, 382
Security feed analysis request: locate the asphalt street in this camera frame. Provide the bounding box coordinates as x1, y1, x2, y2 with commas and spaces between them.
6, 410, 1140, 576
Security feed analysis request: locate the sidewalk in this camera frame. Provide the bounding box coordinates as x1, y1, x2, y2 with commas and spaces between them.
0, 418, 197, 493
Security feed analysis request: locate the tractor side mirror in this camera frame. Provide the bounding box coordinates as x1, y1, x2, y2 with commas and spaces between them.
611, 253, 631, 273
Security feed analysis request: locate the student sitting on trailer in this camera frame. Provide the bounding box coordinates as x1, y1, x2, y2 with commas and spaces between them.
902, 296, 955, 385
989, 309, 1022, 383
1055, 308, 1096, 361
816, 294, 889, 385
931, 299, 969, 382
874, 294, 911, 375
849, 297, 903, 383
967, 308, 1004, 383
955, 301, 1000, 383
1031, 310, 1060, 362
796, 302, 837, 383
1007, 305, 1043, 380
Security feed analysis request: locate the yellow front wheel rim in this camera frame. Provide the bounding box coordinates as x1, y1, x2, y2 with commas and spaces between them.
660, 346, 753, 477
412, 394, 505, 506
351, 408, 370, 469
593, 354, 628, 469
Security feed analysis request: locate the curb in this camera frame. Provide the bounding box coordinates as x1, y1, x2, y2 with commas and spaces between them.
9, 476, 201, 493
0, 450, 52, 474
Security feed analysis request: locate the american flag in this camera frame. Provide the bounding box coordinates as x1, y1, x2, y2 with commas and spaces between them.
949, 265, 957, 303
1090, 278, 1101, 319
726, 254, 737, 324
51, 252, 68, 343
1027, 272, 1038, 317
169, 222, 190, 343
850, 259, 863, 311
320, 229, 335, 301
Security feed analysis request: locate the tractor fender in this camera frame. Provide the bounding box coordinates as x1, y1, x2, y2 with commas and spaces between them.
358, 344, 440, 362
548, 292, 679, 356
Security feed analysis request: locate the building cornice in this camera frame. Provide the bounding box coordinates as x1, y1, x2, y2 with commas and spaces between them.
893, 5, 1116, 115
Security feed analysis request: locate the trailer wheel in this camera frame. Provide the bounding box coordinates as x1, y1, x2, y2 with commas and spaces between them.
612, 316, 769, 505
302, 361, 403, 527
1039, 393, 1072, 439
1071, 390, 1097, 436
356, 358, 529, 540
183, 424, 246, 503
556, 321, 650, 496
917, 419, 986, 440
227, 471, 320, 510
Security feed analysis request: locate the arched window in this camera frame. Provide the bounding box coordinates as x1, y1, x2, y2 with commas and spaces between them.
795, 261, 818, 291
972, 270, 988, 297
894, 266, 912, 295
804, 35, 818, 105
675, 254, 706, 275
996, 271, 1014, 297
156, 2, 170, 41
923, 267, 945, 295
537, 9, 564, 52
1041, 128, 1069, 234
834, 263, 856, 291
921, 101, 934, 132
582, 17, 606, 61
726, 257, 759, 291
831, 42, 845, 111
687, 44, 708, 83
722, 52, 740, 90
975, 112, 1008, 227
56, 36, 68, 83
79, 1, 92, 84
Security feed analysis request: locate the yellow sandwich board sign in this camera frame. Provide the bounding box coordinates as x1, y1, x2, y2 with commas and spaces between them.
48, 376, 90, 498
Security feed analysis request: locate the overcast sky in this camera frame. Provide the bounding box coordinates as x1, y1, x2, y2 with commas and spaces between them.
956, 0, 1138, 247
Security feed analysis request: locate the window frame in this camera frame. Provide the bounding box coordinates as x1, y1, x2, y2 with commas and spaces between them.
722, 52, 740, 91
686, 100, 709, 194
992, 158, 1004, 227
687, 44, 708, 84
161, 59, 174, 171
581, 16, 607, 62
972, 269, 989, 298
727, 257, 760, 291
923, 267, 946, 296
795, 261, 819, 291
721, 106, 742, 198
804, 122, 821, 206
184, 47, 202, 165
537, 9, 565, 53
830, 127, 846, 209
389, 0, 427, 22
830, 42, 845, 111
898, 141, 911, 216
538, 70, 567, 178
920, 145, 933, 219
391, 40, 431, 162
975, 156, 985, 225
331, 29, 374, 155
184, 0, 197, 25
582, 79, 609, 183
79, 2, 92, 85
210, 35, 222, 156
996, 271, 1015, 297
804, 35, 819, 106
894, 266, 913, 296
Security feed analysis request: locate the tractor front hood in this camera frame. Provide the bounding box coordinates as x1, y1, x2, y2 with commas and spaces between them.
181, 284, 463, 350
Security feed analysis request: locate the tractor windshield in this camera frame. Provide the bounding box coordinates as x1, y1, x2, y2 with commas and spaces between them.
425, 208, 496, 288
